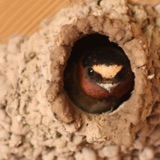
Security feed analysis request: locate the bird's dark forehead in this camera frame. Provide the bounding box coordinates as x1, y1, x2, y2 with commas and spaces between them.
82, 46, 130, 67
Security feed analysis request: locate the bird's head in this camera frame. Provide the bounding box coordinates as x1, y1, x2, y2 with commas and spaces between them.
79, 46, 133, 97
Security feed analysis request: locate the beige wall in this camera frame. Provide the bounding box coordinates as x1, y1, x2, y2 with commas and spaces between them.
0, 0, 159, 43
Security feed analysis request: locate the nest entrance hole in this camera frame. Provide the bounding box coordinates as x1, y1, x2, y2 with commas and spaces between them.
64, 33, 134, 114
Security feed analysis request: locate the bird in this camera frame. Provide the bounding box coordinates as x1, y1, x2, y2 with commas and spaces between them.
64, 35, 134, 114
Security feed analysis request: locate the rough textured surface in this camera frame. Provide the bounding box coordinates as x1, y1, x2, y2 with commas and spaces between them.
0, 0, 160, 159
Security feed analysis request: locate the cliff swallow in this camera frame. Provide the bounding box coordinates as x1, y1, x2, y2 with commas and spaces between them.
64, 42, 134, 114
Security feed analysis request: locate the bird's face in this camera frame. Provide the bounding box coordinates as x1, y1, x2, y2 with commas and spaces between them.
84, 64, 128, 93
81, 46, 132, 96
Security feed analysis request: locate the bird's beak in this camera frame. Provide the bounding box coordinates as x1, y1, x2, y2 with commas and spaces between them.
97, 83, 119, 93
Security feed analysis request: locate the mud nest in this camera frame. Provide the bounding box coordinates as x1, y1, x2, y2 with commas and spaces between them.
0, 0, 160, 159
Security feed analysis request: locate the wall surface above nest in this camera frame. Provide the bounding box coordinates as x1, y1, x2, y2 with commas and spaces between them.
0, 0, 160, 159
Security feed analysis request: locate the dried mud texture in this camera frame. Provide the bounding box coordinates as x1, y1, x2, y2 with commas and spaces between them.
0, 0, 160, 160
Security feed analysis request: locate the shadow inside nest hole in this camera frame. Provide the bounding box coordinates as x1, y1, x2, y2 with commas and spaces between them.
64, 33, 135, 114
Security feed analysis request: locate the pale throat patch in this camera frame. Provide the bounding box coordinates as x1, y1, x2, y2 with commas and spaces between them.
93, 64, 123, 79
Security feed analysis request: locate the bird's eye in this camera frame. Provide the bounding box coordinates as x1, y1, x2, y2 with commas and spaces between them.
87, 68, 95, 77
